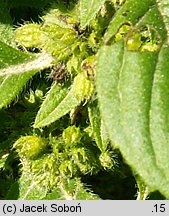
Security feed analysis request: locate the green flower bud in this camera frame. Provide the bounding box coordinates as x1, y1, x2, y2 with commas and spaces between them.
43, 27, 78, 59
126, 32, 142, 51
71, 147, 100, 174
62, 125, 81, 145
41, 23, 66, 40
59, 160, 76, 177
88, 32, 100, 49
15, 24, 45, 48
24, 89, 36, 104
35, 89, 44, 100
81, 56, 96, 81
15, 20, 78, 62
72, 72, 95, 103
115, 23, 132, 42
67, 55, 80, 75
31, 154, 58, 174
60, 28, 77, 45
53, 141, 64, 157
30, 154, 59, 188
71, 147, 88, 163
126, 26, 161, 52
99, 151, 115, 170
14, 135, 48, 160
81, 43, 93, 58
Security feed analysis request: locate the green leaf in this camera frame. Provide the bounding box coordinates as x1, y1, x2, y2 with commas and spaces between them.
34, 87, 79, 128
96, 0, 169, 198
18, 154, 59, 199
34, 69, 95, 128
156, 0, 169, 45
18, 172, 48, 200
97, 42, 125, 147
88, 101, 108, 152
43, 178, 100, 200
0, 42, 54, 109
34, 82, 69, 128
150, 44, 169, 179
80, 0, 106, 28
96, 41, 169, 198
136, 6, 167, 42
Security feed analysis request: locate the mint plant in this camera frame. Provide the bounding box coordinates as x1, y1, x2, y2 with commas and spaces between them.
0, 0, 169, 199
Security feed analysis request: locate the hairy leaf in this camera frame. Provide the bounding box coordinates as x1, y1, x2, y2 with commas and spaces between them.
34, 82, 69, 128
80, 0, 106, 28
88, 101, 108, 152
0, 42, 54, 109
43, 178, 100, 200
156, 0, 169, 45
96, 40, 169, 198
34, 88, 79, 128
34, 70, 95, 128
150, 44, 169, 179
96, 0, 169, 199
18, 172, 48, 200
